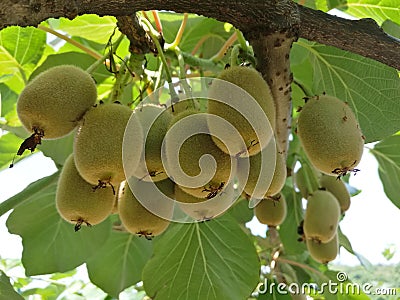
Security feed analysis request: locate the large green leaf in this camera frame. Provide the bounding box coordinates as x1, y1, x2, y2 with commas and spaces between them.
0, 83, 19, 126
87, 231, 153, 298
371, 135, 400, 209
279, 185, 306, 256
30, 52, 111, 84
142, 214, 260, 300
6, 174, 111, 275
0, 26, 46, 93
50, 15, 119, 44
0, 270, 23, 300
331, 0, 400, 25
297, 40, 400, 143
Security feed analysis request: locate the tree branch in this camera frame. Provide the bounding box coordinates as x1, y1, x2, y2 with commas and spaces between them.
1, 1, 399, 69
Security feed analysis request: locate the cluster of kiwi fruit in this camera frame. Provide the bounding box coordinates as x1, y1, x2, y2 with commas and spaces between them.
14, 63, 289, 239
293, 94, 364, 263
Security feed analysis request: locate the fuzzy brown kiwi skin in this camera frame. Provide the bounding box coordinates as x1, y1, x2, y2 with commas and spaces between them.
74, 103, 137, 187
207, 66, 276, 157
303, 190, 340, 243
17, 65, 97, 139
118, 179, 174, 239
132, 104, 172, 182
319, 174, 351, 213
164, 109, 235, 199
254, 194, 287, 227
56, 154, 115, 231
175, 182, 234, 221
306, 233, 339, 264
297, 95, 364, 176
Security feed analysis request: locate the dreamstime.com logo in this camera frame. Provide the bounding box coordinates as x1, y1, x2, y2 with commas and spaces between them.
256, 272, 398, 297
122, 77, 276, 223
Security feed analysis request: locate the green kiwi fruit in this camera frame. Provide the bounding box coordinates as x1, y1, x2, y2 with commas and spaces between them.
303, 190, 340, 243
319, 174, 351, 213
130, 104, 172, 182
56, 154, 114, 231
118, 179, 174, 238
254, 194, 287, 227
306, 233, 339, 264
238, 142, 286, 199
294, 166, 320, 199
17, 65, 97, 139
175, 181, 235, 221
207, 66, 275, 157
74, 103, 140, 188
297, 95, 364, 177
164, 110, 235, 199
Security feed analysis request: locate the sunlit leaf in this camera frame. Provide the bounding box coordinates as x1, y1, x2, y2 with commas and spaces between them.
87, 232, 152, 298
332, 0, 400, 25
143, 214, 260, 300
0, 26, 46, 92
53, 15, 119, 44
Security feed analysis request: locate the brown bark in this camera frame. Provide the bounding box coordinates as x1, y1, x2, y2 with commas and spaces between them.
1, 0, 399, 69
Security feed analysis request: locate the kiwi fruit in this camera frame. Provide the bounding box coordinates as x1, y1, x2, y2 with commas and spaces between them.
303, 190, 340, 243
56, 154, 115, 231
74, 103, 140, 188
254, 194, 287, 227
319, 174, 351, 213
294, 166, 320, 199
129, 104, 172, 182
306, 233, 339, 264
207, 66, 275, 157
297, 95, 364, 177
164, 110, 235, 199
238, 142, 286, 199
118, 178, 174, 238
17, 65, 97, 139
175, 181, 235, 221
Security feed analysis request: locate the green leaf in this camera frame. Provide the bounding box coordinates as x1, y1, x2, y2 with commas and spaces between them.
371, 135, 400, 209
332, 0, 400, 25
87, 232, 153, 298
30, 52, 111, 84
159, 13, 233, 58
0, 83, 19, 126
0, 270, 23, 300
38, 130, 74, 167
228, 197, 254, 224
0, 26, 46, 92
142, 214, 260, 300
279, 185, 306, 256
52, 15, 119, 44
298, 40, 400, 143
6, 175, 111, 275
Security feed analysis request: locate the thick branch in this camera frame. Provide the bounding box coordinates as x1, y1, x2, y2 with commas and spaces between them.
0, 1, 399, 69
298, 5, 400, 70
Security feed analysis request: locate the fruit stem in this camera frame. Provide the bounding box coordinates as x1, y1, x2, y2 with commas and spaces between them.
174, 48, 193, 97
151, 10, 163, 33
86, 34, 125, 75
168, 13, 189, 50
235, 29, 248, 52
230, 44, 241, 66
140, 17, 179, 101
38, 25, 102, 60
210, 31, 237, 63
